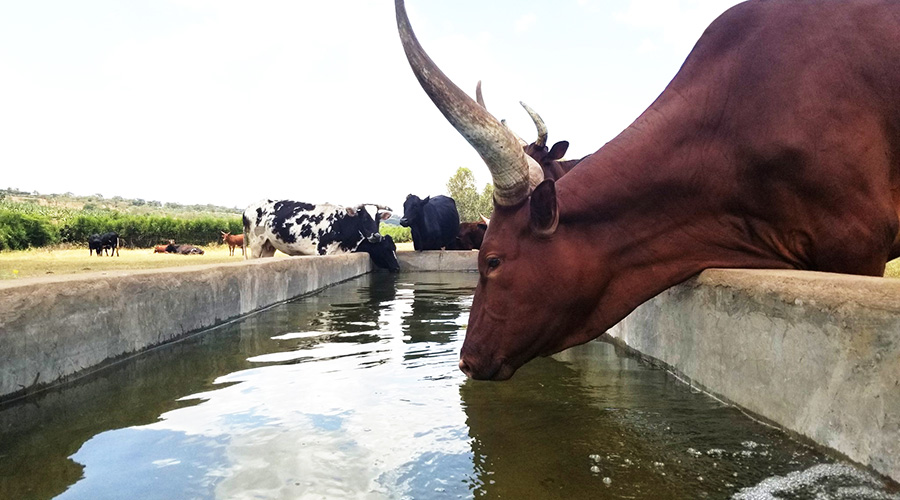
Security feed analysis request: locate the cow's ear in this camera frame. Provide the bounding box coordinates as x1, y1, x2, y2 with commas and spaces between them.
379, 211, 392, 221
345, 207, 358, 216
548, 141, 569, 161
529, 179, 558, 237
423, 196, 430, 203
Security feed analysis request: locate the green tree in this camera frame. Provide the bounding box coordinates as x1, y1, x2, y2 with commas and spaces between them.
446, 167, 493, 222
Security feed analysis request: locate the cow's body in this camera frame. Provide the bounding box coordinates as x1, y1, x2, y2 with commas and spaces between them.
221, 232, 244, 256
396, 0, 900, 380
400, 194, 460, 251
89, 232, 119, 256
153, 245, 168, 253
88, 234, 102, 256
243, 200, 391, 258
452, 222, 487, 250
165, 243, 204, 255
101, 232, 119, 256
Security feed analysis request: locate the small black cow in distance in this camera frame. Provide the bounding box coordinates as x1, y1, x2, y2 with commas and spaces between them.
88, 234, 102, 256
88, 232, 119, 256
400, 194, 460, 251
355, 234, 401, 272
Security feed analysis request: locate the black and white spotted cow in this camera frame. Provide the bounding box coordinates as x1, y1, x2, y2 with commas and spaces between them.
242, 200, 392, 259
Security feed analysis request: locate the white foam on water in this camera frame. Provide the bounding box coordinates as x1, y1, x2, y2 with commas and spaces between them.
732, 463, 900, 500
270, 331, 330, 340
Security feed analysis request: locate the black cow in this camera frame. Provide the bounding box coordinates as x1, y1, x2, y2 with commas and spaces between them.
88, 234, 102, 256
100, 232, 119, 256
399, 194, 460, 251
89, 232, 119, 257
355, 234, 401, 272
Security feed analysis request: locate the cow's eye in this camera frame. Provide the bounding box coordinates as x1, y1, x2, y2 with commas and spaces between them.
486, 257, 501, 269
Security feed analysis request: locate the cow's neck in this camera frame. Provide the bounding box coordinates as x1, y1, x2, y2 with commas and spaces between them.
556, 114, 795, 336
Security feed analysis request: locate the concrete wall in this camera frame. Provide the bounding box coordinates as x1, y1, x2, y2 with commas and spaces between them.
608, 269, 900, 482
398, 249, 479, 272
0, 253, 372, 401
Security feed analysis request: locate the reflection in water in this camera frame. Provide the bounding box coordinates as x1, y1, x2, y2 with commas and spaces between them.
0, 272, 896, 499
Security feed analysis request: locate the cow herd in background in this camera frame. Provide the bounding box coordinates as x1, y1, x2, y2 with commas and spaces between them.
86, 193, 486, 272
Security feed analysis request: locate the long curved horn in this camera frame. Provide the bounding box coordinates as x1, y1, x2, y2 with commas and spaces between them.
520, 101, 548, 148
476, 80, 486, 109
395, 0, 542, 206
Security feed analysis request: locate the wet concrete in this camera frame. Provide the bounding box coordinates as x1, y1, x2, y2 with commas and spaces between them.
609, 269, 900, 483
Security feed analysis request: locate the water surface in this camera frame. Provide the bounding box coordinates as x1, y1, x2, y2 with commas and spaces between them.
0, 272, 896, 499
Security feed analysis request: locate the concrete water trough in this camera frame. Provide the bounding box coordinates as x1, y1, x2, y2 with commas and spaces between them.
1, 251, 898, 482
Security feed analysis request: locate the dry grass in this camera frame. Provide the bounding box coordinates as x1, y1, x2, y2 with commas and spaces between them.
2, 243, 897, 281
886, 258, 900, 278
0, 245, 268, 280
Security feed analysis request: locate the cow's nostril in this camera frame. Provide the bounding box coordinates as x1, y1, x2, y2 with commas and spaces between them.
458, 358, 472, 377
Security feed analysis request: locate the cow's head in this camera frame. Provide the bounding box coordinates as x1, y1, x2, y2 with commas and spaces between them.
357, 234, 401, 272
396, 0, 606, 380
399, 194, 428, 227
346, 204, 392, 243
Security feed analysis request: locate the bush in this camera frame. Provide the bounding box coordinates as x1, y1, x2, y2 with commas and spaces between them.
0, 210, 59, 250
379, 224, 411, 243
59, 214, 242, 247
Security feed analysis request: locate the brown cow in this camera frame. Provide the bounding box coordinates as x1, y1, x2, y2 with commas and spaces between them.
452, 222, 488, 250
153, 245, 168, 253
396, 0, 900, 380
221, 231, 244, 256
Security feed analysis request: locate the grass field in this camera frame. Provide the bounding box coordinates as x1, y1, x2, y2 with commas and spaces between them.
0, 242, 417, 280
0, 243, 895, 281
0, 245, 257, 280
887, 258, 900, 278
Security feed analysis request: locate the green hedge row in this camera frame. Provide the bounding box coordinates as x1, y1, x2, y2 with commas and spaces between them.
0, 211, 59, 251
61, 214, 243, 248
379, 224, 411, 243
0, 209, 242, 251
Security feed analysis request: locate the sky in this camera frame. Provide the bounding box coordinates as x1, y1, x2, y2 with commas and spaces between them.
0, 0, 743, 215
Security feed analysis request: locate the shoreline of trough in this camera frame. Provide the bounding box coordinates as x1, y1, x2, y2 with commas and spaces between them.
0, 251, 897, 482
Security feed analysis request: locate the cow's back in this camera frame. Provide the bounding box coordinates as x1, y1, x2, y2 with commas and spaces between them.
573, 0, 900, 271
243, 200, 350, 257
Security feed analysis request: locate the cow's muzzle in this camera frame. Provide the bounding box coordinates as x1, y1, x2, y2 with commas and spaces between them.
399, 218, 410, 227
367, 233, 383, 243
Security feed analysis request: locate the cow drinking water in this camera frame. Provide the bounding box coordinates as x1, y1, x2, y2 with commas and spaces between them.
242, 200, 392, 259
355, 234, 401, 272
396, 0, 900, 380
